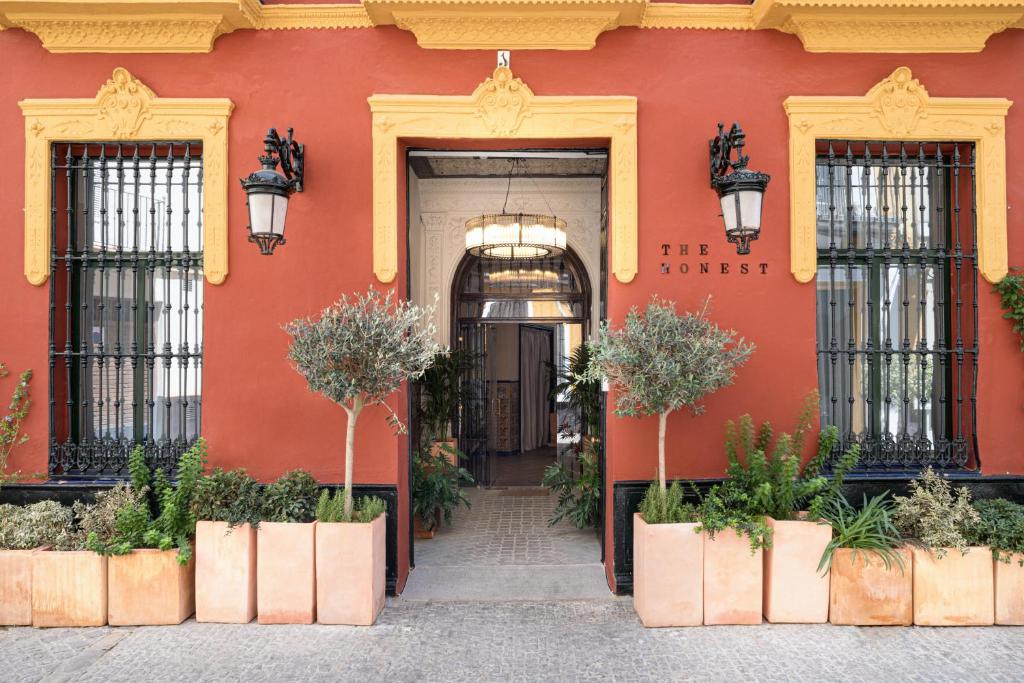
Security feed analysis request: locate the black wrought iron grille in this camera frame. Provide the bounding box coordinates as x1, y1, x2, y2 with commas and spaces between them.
49, 142, 204, 478
815, 140, 978, 471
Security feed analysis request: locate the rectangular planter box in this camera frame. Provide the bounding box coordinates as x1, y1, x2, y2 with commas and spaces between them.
316, 515, 386, 625
196, 521, 257, 623
829, 547, 912, 626
632, 513, 703, 627
995, 552, 1024, 626
108, 549, 195, 625
763, 517, 831, 623
257, 521, 316, 624
704, 527, 762, 625
912, 546, 994, 626
31, 551, 107, 627
0, 548, 38, 625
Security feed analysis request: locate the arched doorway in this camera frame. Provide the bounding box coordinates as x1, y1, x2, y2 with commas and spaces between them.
451, 249, 592, 487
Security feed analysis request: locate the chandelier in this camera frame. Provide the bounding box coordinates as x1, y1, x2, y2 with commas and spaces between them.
465, 159, 566, 260
486, 267, 562, 290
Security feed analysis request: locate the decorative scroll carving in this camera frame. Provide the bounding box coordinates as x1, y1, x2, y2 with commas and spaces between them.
471, 66, 534, 135
19, 68, 234, 285
784, 67, 1012, 284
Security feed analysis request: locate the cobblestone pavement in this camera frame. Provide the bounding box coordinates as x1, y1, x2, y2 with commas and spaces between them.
412, 487, 600, 567
3, 599, 1024, 682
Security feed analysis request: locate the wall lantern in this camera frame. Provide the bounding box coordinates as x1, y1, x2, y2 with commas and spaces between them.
240, 127, 304, 255
709, 122, 770, 255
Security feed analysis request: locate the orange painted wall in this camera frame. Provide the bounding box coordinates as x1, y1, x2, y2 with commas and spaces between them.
1, 25, 1021, 592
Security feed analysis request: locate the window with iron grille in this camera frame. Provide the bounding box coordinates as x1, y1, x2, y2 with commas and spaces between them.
49, 142, 203, 478
815, 140, 978, 471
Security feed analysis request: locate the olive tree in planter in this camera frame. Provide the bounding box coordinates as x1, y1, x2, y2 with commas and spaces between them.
586, 296, 753, 627
285, 288, 438, 625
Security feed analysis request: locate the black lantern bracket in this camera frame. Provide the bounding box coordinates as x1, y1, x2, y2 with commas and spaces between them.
709, 122, 770, 255
240, 127, 305, 255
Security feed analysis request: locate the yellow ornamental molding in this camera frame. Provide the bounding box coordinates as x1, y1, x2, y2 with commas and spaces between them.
752, 0, 1024, 53
784, 66, 1012, 285
369, 65, 638, 283
641, 3, 755, 30
259, 4, 373, 30
19, 68, 234, 286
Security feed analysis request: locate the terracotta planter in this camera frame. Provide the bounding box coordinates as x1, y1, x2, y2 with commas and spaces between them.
430, 439, 458, 466
0, 548, 41, 625
912, 546, 994, 626
632, 513, 703, 627
413, 514, 437, 539
763, 517, 831, 623
195, 521, 257, 623
828, 547, 912, 625
315, 515, 386, 625
257, 521, 316, 624
994, 552, 1024, 625
108, 549, 195, 625
704, 527, 762, 625
31, 551, 107, 627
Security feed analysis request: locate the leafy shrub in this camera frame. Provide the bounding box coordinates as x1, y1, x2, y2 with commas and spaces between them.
262, 469, 320, 523
0, 361, 32, 485
316, 490, 387, 523
696, 482, 773, 553
969, 498, 1024, 564
411, 450, 472, 531
542, 444, 601, 528
994, 267, 1024, 351
724, 392, 860, 521
817, 493, 905, 575
0, 500, 72, 549
191, 467, 264, 528
637, 481, 697, 525
56, 483, 141, 551
87, 440, 207, 564
892, 467, 980, 557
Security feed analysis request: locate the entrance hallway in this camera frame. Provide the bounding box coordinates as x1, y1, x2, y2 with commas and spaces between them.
403, 487, 609, 601
491, 447, 556, 487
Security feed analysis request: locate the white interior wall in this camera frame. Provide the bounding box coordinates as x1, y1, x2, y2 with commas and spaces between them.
409, 173, 603, 347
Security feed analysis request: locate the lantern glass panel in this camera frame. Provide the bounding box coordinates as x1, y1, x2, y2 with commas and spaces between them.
248, 192, 289, 236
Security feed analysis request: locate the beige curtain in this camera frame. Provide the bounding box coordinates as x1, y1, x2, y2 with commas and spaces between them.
520, 326, 551, 451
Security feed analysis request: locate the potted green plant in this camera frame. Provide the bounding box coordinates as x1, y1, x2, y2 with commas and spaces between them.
0, 500, 72, 625
541, 440, 601, 529
549, 344, 602, 443
285, 288, 438, 625
191, 468, 264, 623
722, 392, 860, 623
892, 468, 992, 626
969, 498, 1024, 625
87, 441, 205, 626
587, 296, 753, 627
412, 449, 473, 539
696, 481, 772, 625
418, 349, 473, 464
818, 493, 911, 625
255, 469, 320, 624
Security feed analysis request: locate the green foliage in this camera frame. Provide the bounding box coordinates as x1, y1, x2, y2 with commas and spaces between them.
549, 344, 602, 439
892, 467, 980, 558
56, 483, 141, 551
87, 440, 207, 564
587, 296, 754, 421
261, 469, 320, 523
315, 490, 387, 523
542, 444, 601, 528
0, 500, 72, 550
637, 481, 697, 525
0, 361, 32, 485
418, 349, 475, 445
723, 392, 860, 521
696, 482, 773, 554
412, 449, 473, 532
191, 468, 264, 528
284, 288, 440, 520
968, 498, 1024, 564
817, 493, 906, 575
994, 267, 1024, 351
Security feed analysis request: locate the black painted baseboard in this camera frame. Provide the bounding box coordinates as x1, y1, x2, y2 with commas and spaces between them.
0, 481, 401, 596
612, 475, 1024, 596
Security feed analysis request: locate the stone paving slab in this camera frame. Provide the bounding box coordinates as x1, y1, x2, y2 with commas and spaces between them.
3, 599, 1024, 682
401, 564, 612, 601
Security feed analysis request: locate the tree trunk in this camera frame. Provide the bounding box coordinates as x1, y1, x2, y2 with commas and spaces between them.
343, 396, 364, 521
658, 410, 669, 494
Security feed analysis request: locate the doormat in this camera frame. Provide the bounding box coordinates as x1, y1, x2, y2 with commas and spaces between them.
498, 488, 549, 497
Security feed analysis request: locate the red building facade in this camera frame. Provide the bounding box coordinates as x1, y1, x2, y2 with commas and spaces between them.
1, 1, 1022, 592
